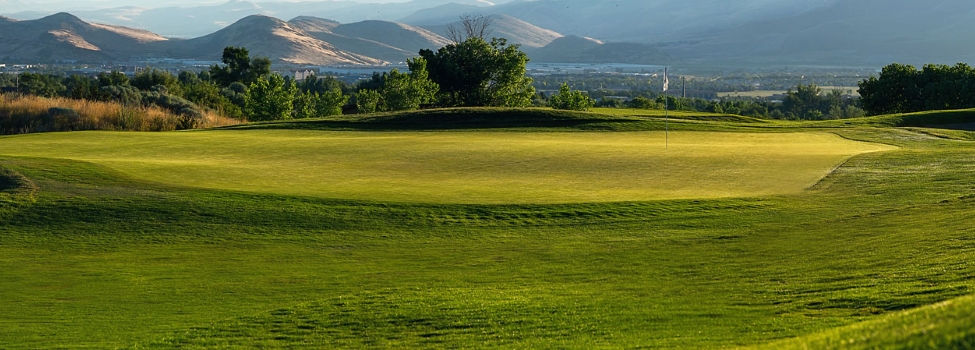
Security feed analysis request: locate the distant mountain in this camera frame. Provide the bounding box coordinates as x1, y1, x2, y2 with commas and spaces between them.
667, 0, 975, 66
289, 17, 450, 63
403, 0, 834, 43
422, 14, 562, 48
399, 3, 483, 25
2, 0, 500, 38
0, 12, 167, 62
155, 15, 384, 66
526, 36, 674, 65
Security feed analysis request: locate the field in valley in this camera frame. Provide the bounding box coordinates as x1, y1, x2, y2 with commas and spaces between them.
0, 109, 973, 348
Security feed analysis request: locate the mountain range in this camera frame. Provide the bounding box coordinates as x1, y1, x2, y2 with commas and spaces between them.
0, 11, 673, 66
3, 0, 975, 66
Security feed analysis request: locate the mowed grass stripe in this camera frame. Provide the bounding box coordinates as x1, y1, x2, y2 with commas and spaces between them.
0, 130, 894, 204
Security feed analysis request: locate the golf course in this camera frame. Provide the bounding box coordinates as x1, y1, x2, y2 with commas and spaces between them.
1, 108, 973, 348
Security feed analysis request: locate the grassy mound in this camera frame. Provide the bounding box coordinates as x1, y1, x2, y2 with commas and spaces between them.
755, 294, 975, 349
0, 130, 893, 204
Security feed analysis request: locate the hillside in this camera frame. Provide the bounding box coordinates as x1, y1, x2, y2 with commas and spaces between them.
0, 12, 167, 62
151, 15, 383, 66
421, 14, 562, 48
290, 17, 450, 63
1, 0, 500, 38
668, 0, 975, 66
414, 0, 830, 43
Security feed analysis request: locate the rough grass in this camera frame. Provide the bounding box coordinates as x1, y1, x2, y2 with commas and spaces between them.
0, 130, 893, 204
0, 110, 973, 349
0, 93, 240, 134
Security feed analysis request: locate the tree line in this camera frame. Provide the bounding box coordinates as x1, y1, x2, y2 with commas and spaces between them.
859, 63, 975, 115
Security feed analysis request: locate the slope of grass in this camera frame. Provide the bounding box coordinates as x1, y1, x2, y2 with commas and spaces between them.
0, 165, 37, 221
0, 119, 973, 348
0, 130, 893, 204
753, 294, 975, 349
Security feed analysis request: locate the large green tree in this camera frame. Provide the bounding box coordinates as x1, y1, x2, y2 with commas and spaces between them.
419, 37, 534, 107
858, 63, 922, 115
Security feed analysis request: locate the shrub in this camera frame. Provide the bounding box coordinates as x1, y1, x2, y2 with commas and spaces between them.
549, 83, 595, 111
0, 94, 239, 134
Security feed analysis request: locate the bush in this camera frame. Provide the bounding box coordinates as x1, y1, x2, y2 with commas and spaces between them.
628, 96, 658, 109
0, 94, 240, 134
48, 107, 81, 131
549, 83, 595, 111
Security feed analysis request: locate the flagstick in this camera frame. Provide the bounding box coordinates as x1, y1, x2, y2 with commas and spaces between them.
663, 67, 669, 149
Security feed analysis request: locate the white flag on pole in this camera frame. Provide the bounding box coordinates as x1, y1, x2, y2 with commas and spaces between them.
662, 67, 669, 92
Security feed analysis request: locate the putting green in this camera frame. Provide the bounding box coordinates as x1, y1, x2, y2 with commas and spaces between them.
0, 130, 895, 203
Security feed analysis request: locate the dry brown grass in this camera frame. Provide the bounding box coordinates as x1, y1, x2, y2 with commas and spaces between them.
0, 93, 240, 134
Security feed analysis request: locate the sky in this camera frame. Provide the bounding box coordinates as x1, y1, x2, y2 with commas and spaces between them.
5, 0, 494, 10
1, 0, 458, 13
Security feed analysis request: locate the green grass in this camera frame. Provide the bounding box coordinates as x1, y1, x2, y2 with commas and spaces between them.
755, 295, 975, 349
0, 130, 892, 204
0, 109, 973, 349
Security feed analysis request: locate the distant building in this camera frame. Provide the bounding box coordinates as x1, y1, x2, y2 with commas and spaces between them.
292, 69, 317, 81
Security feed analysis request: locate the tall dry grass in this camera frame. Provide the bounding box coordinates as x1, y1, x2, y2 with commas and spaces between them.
0, 93, 241, 135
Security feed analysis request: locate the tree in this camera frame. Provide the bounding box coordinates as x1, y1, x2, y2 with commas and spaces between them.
858, 63, 921, 115
355, 89, 382, 114
378, 58, 439, 111
244, 74, 295, 121
420, 37, 534, 107
17, 73, 65, 97
63, 75, 98, 100
549, 83, 595, 111
210, 46, 272, 87
783, 84, 823, 119
629, 97, 657, 109
133, 69, 182, 96
97, 71, 130, 88
294, 90, 347, 119
184, 80, 243, 119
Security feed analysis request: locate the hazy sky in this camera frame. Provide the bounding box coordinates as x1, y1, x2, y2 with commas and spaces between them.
1, 0, 491, 13
7, 0, 499, 10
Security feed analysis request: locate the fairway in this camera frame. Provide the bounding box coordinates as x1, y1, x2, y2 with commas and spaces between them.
1, 123, 973, 349
0, 130, 893, 203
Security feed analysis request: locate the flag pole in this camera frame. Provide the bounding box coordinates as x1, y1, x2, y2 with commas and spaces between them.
663, 67, 669, 149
